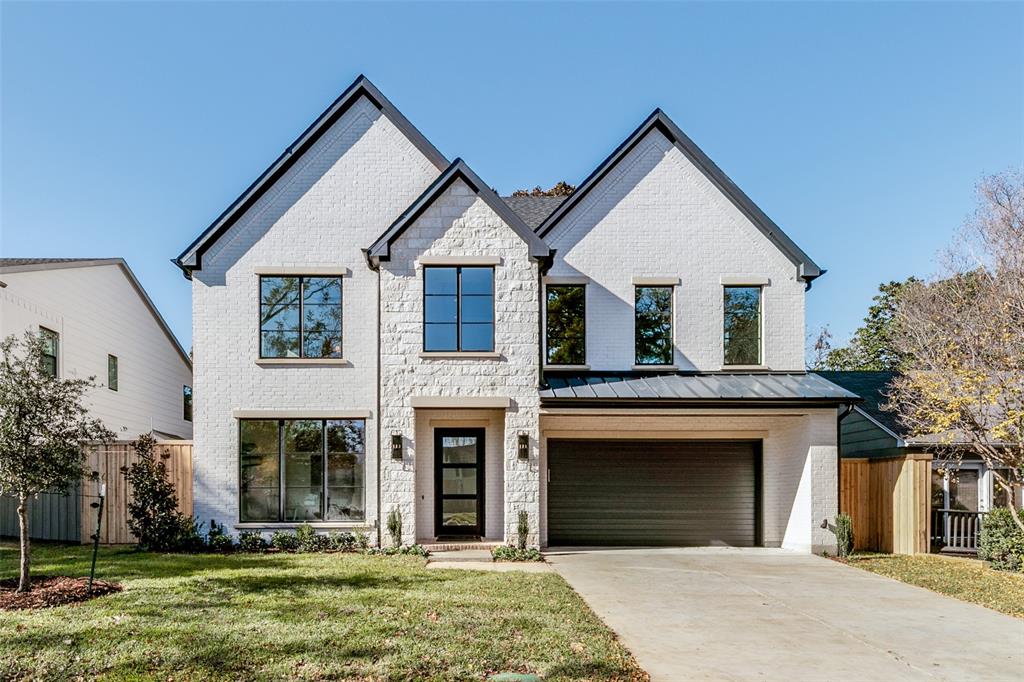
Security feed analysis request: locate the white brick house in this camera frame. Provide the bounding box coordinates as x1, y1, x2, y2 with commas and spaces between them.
176, 76, 858, 552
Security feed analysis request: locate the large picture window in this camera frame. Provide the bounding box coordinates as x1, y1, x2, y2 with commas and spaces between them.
423, 266, 494, 352
239, 418, 365, 523
259, 276, 342, 359
546, 285, 586, 365
40, 327, 58, 377
635, 286, 673, 365
723, 286, 762, 365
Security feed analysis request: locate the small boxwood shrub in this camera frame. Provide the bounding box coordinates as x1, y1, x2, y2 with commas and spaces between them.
492, 545, 543, 562
834, 512, 854, 559
237, 531, 268, 553
206, 520, 235, 552
295, 523, 332, 552
978, 508, 1024, 572
270, 530, 300, 553
367, 544, 429, 557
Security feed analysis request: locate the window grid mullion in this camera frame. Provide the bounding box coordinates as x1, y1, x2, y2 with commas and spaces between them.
298, 277, 305, 358
277, 419, 285, 522
322, 419, 328, 520
456, 267, 463, 352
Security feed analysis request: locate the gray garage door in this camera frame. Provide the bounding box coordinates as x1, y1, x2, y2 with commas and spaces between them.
547, 440, 760, 547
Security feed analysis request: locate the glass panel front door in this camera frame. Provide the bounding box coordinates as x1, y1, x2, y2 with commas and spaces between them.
435, 429, 484, 537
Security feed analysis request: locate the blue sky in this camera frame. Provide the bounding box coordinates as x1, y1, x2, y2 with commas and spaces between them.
3, 1, 1022, 353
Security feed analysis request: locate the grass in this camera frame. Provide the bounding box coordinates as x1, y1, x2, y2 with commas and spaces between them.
846, 552, 1024, 618
0, 542, 647, 681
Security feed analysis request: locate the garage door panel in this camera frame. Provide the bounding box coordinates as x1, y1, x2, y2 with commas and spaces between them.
548, 439, 759, 547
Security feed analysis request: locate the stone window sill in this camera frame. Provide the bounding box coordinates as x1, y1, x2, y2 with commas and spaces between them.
256, 358, 351, 367
631, 364, 679, 371
720, 365, 770, 371
235, 521, 375, 530
545, 364, 591, 370
419, 352, 501, 359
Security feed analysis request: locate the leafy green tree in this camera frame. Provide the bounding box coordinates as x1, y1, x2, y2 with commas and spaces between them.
511, 182, 576, 197
822, 278, 920, 371
0, 331, 114, 592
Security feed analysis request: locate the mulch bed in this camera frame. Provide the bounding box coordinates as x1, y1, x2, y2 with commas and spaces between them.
0, 576, 121, 611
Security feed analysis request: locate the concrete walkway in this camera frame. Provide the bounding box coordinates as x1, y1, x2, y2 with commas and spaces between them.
546, 547, 1024, 682
425, 549, 553, 572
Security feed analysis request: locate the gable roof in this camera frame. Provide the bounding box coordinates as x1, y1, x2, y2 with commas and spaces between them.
815, 371, 902, 437
502, 195, 567, 229
0, 258, 191, 368
366, 159, 551, 263
174, 75, 448, 277
535, 109, 823, 283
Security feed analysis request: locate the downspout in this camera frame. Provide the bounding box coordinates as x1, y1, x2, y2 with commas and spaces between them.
364, 248, 384, 549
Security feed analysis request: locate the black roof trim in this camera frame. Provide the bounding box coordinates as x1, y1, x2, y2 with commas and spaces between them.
367, 158, 551, 262
535, 109, 822, 281
174, 75, 448, 277
541, 398, 859, 409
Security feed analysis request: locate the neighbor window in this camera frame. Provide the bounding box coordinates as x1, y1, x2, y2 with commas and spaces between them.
723, 286, 762, 365
239, 419, 365, 523
107, 355, 118, 391
546, 285, 586, 365
39, 327, 59, 377
183, 385, 193, 422
634, 286, 673, 365
423, 267, 494, 352
259, 276, 342, 358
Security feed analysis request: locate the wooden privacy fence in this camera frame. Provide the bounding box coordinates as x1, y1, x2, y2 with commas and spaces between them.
1, 440, 192, 545
840, 453, 932, 554
80, 441, 193, 544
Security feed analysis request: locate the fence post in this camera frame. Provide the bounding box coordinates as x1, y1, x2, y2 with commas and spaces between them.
88, 482, 105, 594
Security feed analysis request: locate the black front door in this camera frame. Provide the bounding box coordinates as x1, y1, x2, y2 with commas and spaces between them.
434, 428, 484, 537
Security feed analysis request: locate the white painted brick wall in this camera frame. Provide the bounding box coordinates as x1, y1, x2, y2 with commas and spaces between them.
379, 179, 541, 546
544, 129, 806, 371
191, 97, 439, 536
539, 409, 839, 551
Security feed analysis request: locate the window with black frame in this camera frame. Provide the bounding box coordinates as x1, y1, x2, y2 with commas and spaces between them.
723, 286, 761, 365
183, 385, 193, 422
634, 286, 673, 365
239, 418, 365, 523
39, 327, 58, 377
423, 266, 494, 352
546, 285, 586, 365
259, 276, 342, 358
107, 354, 118, 391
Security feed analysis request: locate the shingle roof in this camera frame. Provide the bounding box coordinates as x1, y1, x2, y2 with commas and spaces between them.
0, 258, 110, 267
501, 196, 566, 230
541, 372, 860, 404
814, 371, 903, 436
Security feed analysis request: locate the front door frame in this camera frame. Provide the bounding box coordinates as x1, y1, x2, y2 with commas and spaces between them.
434, 427, 485, 538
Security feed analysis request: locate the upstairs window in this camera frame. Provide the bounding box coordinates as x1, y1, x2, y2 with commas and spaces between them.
546, 285, 586, 365
39, 327, 59, 377
635, 287, 673, 365
108, 354, 118, 391
423, 267, 494, 352
259, 276, 342, 359
183, 385, 193, 422
723, 286, 762, 365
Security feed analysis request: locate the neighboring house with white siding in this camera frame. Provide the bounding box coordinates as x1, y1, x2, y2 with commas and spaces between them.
0, 258, 193, 440
176, 75, 859, 552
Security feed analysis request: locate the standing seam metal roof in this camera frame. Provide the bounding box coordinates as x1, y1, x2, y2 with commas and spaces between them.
540, 372, 860, 402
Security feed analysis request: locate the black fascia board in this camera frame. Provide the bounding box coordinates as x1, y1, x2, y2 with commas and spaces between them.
174, 74, 448, 278
535, 109, 822, 282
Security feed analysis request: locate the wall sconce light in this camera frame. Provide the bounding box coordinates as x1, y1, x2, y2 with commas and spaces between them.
391, 433, 404, 460
517, 432, 530, 460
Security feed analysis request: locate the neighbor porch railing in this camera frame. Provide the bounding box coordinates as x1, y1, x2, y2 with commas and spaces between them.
931, 508, 989, 553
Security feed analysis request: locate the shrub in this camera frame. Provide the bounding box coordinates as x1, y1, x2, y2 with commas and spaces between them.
122, 434, 189, 551
270, 530, 300, 553
492, 545, 543, 562
367, 544, 429, 557
238, 531, 269, 553
387, 508, 402, 547
328, 531, 356, 552
354, 531, 370, 550
175, 517, 207, 553
295, 523, 331, 552
979, 508, 1024, 572
517, 510, 530, 551
834, 512, 854, 559
206, 520, 234, 552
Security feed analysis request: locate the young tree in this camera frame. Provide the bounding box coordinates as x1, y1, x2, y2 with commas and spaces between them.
888, 170, 1024, 531
821, 278, 920, 371
0, 331, 115, 591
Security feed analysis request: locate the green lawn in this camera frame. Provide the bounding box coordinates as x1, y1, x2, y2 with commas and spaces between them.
847, 553, 1024, 618
0, 543, 647, 681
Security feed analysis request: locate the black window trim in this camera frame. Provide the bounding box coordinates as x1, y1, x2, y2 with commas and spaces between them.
723, 285, 764, 366
107, 354, 118, 392
39, 326, 59, 377
544, 283, 587, 366
237, 417, 366, 524
422, 265, 496, 353
183, 384, 193, 422
258, 274, 344, 360
633, 284, 675, 366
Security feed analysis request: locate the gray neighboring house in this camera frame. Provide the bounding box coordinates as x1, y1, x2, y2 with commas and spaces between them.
819, 371, 1024, 553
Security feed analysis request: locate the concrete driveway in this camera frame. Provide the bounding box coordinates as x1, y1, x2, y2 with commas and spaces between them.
546, 547, 1024, 682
